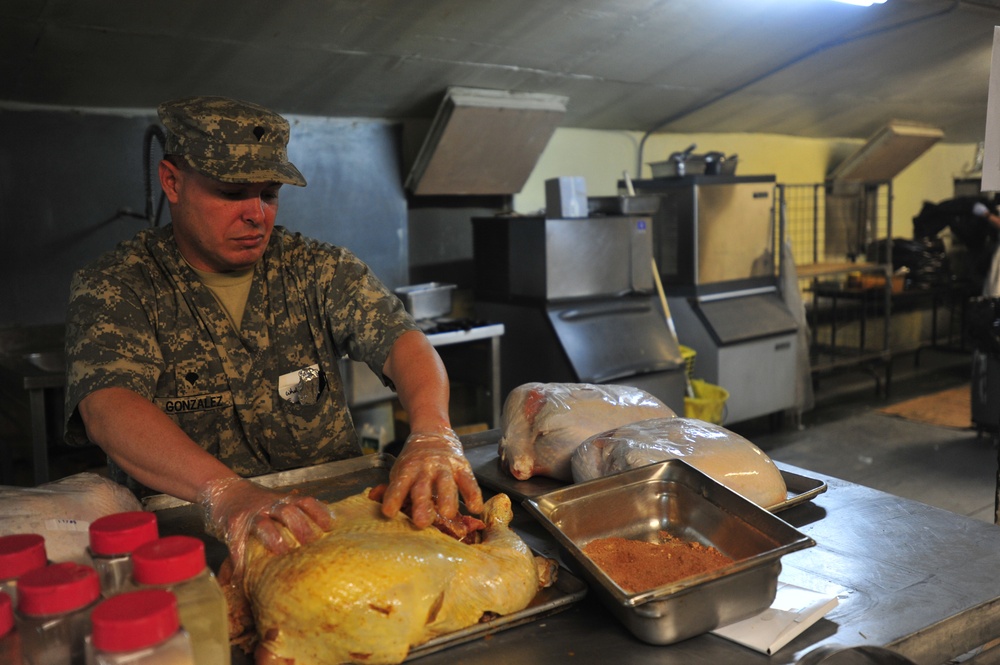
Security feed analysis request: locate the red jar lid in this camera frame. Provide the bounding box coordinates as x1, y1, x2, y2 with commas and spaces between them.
17, 562, 100, 616
132, 536, 206, 585
0, 533, 47, 581
91, 589, 180, 652
89, 511, 159, 556
0, 591, 12, 637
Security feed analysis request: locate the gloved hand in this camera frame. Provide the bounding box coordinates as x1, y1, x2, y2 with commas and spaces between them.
380, 427, 484, 528
197, 477, 334, 577
974, 201, 990, 218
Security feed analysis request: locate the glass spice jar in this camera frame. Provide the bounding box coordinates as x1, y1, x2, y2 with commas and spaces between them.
0, 533, 48, 607
90, 589, 195, 665
16, 562, 100, 665
131, 536, 230, 665
88, 511, 159, 598
0, 590, 23, 664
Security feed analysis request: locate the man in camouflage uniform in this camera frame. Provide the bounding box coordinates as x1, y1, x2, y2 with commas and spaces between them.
64, 96, 482, 566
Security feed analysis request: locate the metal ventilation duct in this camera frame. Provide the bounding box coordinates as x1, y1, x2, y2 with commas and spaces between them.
828, 120, 944, 183
404, 87, 568, 196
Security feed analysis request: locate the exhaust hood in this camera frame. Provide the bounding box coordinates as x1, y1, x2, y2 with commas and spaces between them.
828, 119, 943, 182
404, 87, 568, 196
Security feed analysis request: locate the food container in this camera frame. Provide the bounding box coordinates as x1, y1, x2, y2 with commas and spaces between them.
648, 151, 737, 178
394, 282, 456, 320
522, 459, 815, 645
587, 195, 660, 216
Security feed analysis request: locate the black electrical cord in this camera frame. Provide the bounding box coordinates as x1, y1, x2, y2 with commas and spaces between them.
635, 0, 962, 176
143, 124, 166, 226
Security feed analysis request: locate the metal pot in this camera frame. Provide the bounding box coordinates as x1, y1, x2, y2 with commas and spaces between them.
703, 151, 726, 175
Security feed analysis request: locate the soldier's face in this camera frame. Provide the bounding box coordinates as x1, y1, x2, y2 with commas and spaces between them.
160, 160, 282, 272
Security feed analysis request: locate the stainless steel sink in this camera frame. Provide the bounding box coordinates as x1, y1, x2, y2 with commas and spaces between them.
23, 350, 65, 373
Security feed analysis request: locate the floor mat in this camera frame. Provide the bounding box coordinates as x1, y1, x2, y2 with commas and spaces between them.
877, 384, 972, 430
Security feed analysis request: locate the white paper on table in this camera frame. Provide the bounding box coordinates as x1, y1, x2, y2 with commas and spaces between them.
982, 26, 1000, 192
710, 582, 839, 655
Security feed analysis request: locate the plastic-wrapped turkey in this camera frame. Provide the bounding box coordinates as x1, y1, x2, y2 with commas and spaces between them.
571, 417, 787, 508
498, 382, 676, 481
240, 490, 556, 665
0, 472, 143, 565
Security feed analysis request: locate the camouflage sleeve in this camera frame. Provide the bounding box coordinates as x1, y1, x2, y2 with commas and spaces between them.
317, 247, 418, 387
63, 266, 164, 446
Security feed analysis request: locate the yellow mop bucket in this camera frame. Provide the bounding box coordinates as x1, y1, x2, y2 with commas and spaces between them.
684, 379, 729, 424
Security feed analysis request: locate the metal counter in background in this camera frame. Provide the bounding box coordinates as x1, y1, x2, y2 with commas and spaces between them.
341, 320, 506, 434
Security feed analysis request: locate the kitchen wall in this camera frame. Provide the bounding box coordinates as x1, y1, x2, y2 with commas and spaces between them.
0, 106, 408, 329
515, 127, 980, 238
0, 103, 982, 332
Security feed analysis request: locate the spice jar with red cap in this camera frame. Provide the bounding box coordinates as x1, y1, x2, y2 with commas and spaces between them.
0, 533, 48, 606
90, 588, 195, 665
89, 511, 159, 598
132, 536, 229, 665
0, 591, 22, 664
16, 561, 100, 665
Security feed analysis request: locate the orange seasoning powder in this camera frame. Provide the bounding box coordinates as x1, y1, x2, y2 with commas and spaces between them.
582, 530, 734, 594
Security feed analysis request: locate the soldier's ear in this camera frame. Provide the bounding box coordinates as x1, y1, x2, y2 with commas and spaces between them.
159, 159, 183, 204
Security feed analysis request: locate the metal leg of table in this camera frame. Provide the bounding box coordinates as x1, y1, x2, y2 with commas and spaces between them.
995, 435, 1000, 526
28, 387, 50, 485
489, 336, 501, 429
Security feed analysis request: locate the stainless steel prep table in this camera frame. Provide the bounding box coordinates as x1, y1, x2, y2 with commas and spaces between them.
437, 432, 1000, 665
156, 431, 1000, 665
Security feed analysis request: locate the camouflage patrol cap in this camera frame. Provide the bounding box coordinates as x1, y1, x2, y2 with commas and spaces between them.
158, 96, 307, 187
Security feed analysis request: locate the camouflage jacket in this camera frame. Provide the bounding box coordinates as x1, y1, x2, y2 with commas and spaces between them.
64, 225, 417, 492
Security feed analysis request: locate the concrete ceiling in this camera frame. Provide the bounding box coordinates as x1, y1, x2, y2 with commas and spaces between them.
3, 0, 998, 147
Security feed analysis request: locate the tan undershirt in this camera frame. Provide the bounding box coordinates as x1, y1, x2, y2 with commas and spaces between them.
187, 262, 255, 331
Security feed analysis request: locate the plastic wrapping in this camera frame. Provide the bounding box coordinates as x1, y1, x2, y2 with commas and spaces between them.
381, 427, 483, 529
498, 382, 676, 482
196, 477, 332, 578
0, 472, 142, 565
242, 491, 543, 665
570, 417, 787, 508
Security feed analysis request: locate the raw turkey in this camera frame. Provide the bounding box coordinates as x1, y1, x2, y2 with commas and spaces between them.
498, 382, 675, 481
0, 472, 143, 565
240, 490, 555, 665
571, 417, 787, 508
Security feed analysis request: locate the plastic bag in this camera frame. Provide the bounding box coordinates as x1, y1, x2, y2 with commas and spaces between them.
570, 417, 787, 508
498, 382, 676, 481
0, 472, 143, 565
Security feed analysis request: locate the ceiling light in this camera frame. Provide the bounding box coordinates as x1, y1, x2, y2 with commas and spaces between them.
831, 0, 886, 5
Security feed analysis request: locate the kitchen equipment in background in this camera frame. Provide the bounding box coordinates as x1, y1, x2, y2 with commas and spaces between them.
587, 194, 660, 216
473, 216, 654, 301
828, 120, 942, 183
666, 292, 797, 424
628, 175, 777, 293
473, 214, 686, 413
394, 282, 456, 320
545, 177, 588, 219
627, 175, 799, 424
648, 145, 739, 178
403, 87, 567, 196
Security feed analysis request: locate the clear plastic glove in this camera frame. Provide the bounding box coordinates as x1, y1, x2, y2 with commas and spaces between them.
197, 477, 334, 577
380, 427, 484, 528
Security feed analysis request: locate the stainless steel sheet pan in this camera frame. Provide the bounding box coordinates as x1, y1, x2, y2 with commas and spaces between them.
464, 442, 827, 512
146, 453, 587, 663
